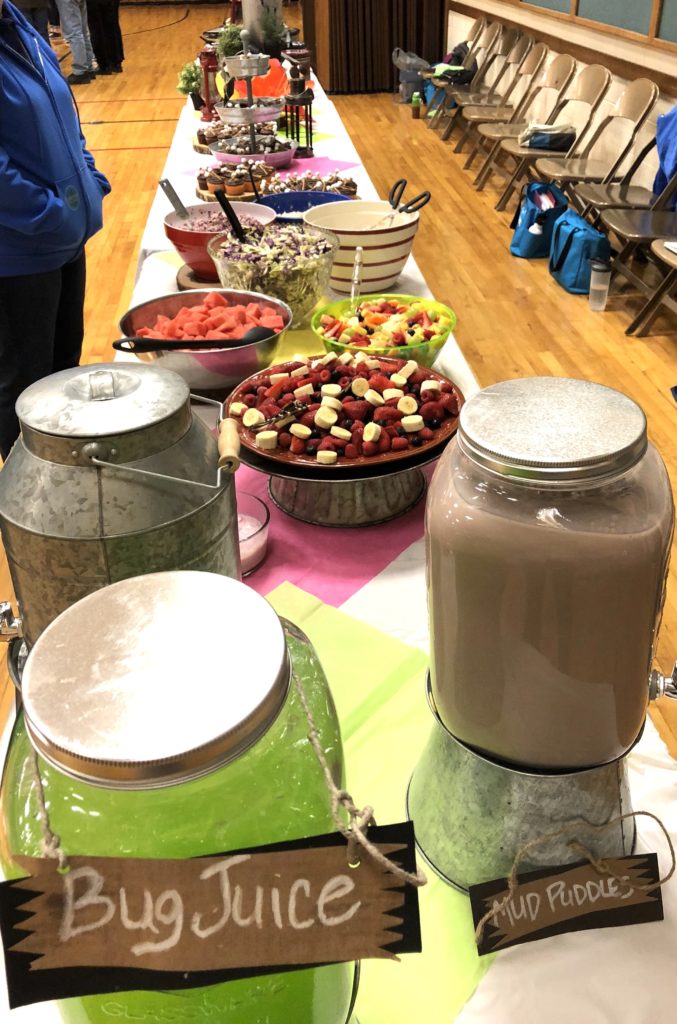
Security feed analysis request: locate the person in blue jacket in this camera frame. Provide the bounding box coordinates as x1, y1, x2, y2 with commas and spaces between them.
0, 0, 110, 459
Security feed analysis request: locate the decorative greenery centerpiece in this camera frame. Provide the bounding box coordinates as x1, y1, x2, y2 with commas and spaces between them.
176, 61, 202, 97
216, 25, 243, 62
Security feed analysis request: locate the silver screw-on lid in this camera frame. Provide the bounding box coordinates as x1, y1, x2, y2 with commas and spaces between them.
458, 377, 647, 481
21, 572, 289, 788
16, 363, 189, 438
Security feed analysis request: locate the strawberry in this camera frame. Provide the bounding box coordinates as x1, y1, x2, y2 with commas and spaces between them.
300, 411, 316, 428
362, 440, 379, 456
342, 400, 370, 422
318, 436, 337, 451
373, 406, 403, 424
438, 392, 460, 415
344, 444, 359, 459
378, 432, 392, 453
391, 437, 409, 451
385, 424, 400, 438
278, 432, 292, 449
367, 373, 391, 394
259, 402, 280, 419
279, 393, 295, 407
419, 401, 445, 423
419, 427, 434, 441
290, 437, 306, 455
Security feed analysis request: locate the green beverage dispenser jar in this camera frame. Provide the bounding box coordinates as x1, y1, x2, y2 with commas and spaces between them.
0, 571, 357, 1023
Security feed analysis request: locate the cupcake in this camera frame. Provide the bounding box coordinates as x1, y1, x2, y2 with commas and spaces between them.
207, 170, 225, 194
196, 167, 209, 191
226, 172, 247, 197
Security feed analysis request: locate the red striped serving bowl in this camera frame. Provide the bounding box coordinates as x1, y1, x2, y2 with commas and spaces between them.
303, 200, 419, 294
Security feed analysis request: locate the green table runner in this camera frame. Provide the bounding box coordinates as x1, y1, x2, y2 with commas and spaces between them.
267, 583, 492, 1022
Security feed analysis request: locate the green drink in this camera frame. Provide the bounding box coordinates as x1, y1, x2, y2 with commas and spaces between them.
0, 573, 356, 1023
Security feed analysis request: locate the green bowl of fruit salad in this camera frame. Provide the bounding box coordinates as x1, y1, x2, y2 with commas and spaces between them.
311, 294, 457, 367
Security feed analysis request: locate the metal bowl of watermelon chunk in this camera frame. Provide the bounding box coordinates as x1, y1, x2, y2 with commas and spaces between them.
118, 289, 292, 392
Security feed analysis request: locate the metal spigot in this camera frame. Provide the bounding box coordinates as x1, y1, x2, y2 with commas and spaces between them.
649, 662, 677, 700
0, 602, 22, 642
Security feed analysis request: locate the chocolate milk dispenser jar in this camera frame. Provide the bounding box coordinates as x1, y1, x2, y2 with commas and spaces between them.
425, 377, 673, 770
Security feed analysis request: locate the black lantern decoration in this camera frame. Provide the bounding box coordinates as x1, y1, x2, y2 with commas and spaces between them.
284, 71, 314, 158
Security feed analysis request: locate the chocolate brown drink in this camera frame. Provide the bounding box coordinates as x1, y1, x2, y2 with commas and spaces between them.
426, 439, 673, 769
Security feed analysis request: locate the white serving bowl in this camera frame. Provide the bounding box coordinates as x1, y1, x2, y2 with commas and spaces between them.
303, 200, 419, 293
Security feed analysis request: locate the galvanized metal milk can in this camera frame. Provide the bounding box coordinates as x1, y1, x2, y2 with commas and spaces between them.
0, 363, 241, 645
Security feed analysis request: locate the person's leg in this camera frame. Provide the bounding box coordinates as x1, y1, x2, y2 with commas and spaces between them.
0, 270, 61, 459
76, 0, 96, 72
86, 3, 107, 71
31, 7, 50, 43
55, 0, 89, 76
111, 0, 124, 69
52, 251, 86, 372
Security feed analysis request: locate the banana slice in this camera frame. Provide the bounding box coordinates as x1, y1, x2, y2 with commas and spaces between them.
351, 377, 369, 397
401, 414, 424, 433
353, 351, 369, 365
399, 360, 418, 380
317, 449, 338, 464
269, 372, 289, 383
290, 364, 310, 378
363, 422, 381, 443
365, 389, 385, 407
293, 382, 314, 398
242, 408, 265, 428
315, 407, 338, 429
321, 383, 342, 397
321, 396, 342, 411
365, 359, 382, 370
256, 430, 279, 450
390, 373, 407, 387
229, 401, 247, 417
397, 396, 418, 416
290, 423, 312, 439
383, 388, 404, 401
292, 354, 310, 364
420, 379, 442, 394
337, 352, 354, 365
331, 425, 351, 440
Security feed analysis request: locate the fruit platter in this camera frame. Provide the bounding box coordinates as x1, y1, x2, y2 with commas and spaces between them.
312, 295, 457, 366
227, 351, 463, 471
226, 352, 463, 526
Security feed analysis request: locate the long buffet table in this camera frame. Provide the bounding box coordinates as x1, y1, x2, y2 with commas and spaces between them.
2, 71, 677, 1024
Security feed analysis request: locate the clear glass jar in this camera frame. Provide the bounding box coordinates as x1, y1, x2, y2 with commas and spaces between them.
0, 573, 356, 1024
426, 378, 674, 769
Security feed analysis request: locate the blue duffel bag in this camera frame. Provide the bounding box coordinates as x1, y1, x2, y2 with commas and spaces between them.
549, 209, 611, 294
509, 182, 568, 259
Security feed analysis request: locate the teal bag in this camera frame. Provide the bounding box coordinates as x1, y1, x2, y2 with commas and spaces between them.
549, 209, 611, 294
509, 183, 568, 259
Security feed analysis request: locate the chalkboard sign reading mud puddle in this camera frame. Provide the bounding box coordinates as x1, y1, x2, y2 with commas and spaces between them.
470, 854, 663, 956
0, 823, 421, 1008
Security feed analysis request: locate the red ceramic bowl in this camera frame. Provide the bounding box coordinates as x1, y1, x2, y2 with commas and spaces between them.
163, 202, 276, 281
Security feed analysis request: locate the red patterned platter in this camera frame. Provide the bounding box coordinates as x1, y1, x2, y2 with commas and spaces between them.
226, 354, 464, 474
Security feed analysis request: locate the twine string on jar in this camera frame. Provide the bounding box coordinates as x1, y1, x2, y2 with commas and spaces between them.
290, 661, 427, 889
474, 810, 675, 944
30, 747, 70, 872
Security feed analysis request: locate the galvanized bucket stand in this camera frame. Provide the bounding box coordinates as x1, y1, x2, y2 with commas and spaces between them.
407, 676, 636, 893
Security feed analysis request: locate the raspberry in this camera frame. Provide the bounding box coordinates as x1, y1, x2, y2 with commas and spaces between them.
362, 440, 379, 456
318, 436, 337, 451
409, 371, 430, 387
243, 394, 257, 407
440, 382, 453, 393
290, 437, 306, 455
419, 401, 445, 423
378, 432, 392, 453
385, 424, 399, 438
391, 437, 409, 451
338, 376, 352, 389
259, 403, 280, 419
332, 437, 347, 450
278, 432, 292, 449
351, 421, 364, 436
300, 410, 316, 428
256, 386, 268, 398
419, 427, 434, 441
319, 369, 332, 383
279, 393, 295, 407
344, 444, 359, 459
385, 397, 401, 408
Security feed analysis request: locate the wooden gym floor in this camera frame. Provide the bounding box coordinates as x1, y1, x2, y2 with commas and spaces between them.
1, 6, 676, 750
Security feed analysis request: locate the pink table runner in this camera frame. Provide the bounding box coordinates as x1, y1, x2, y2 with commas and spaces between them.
237, 463, 433, 605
